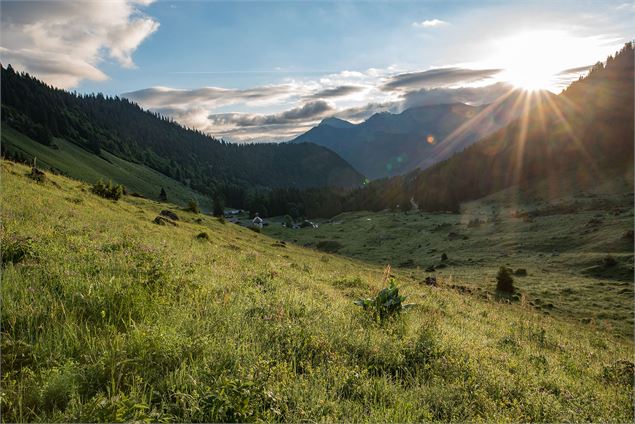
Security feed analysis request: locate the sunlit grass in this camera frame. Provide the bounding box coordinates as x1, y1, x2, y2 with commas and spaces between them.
1, 160, 633, 422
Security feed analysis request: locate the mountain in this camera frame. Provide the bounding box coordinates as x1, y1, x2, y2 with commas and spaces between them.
346, 43, 634, 213
292, 90, 556, 179
0, 66, 364, 207
319, 117, 356, 129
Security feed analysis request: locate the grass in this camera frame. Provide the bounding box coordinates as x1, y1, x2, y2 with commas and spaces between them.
1, 160, 633, 422
264, 181, 635, 338
1, 125, 212, 209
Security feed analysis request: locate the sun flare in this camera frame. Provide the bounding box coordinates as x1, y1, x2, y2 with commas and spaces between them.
492, 30, 603, 92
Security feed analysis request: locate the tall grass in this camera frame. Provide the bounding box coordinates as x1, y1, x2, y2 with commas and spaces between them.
1, 160, 633, 422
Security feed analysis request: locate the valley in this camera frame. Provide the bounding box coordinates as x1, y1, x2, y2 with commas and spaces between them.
0, 3, 633, 420
1, 160, 633, 422
264, 178, 635, 337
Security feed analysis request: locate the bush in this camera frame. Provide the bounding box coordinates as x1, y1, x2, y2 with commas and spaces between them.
196, 232, 210, 241
1, 234, 36, 266
91, 179, 124, 201
27, 167, 46, 183
316, 240, 343, 253
283, 215, 294, 228
603, 255, 617, 268
354, 278, 414, 322
496, 267, 515, 293
186, 200, 200, 214
212, 194, 224, 217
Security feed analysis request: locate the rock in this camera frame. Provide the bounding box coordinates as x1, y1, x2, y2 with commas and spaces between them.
153, 216, 177, 226
424, 276, 437, 286
160, 210, 179, 221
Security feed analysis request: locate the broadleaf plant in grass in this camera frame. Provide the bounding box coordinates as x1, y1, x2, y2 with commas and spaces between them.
355, 267, 415, 322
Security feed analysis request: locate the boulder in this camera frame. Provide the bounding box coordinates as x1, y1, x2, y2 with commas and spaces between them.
160, 210, 179, 221
153, 216, 177, 226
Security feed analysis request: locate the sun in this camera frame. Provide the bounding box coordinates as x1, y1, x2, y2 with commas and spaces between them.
502, 64, 555, 91
491, 30, 598, 92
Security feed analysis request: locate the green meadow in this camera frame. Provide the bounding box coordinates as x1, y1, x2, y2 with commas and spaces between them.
265, 180, 635, 338
1, 125, 212, 209
1, 160, 633, 422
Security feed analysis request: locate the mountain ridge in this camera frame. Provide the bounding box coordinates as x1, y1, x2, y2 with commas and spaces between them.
0, 65, 365, 207
292, 91, 556, 179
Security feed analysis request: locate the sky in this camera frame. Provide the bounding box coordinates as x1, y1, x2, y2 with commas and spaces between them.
1, 0, 633, 142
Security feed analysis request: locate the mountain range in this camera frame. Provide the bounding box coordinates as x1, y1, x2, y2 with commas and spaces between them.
0, 66, 364, 205
292, 89, 557, 179
347, 42, 634, 213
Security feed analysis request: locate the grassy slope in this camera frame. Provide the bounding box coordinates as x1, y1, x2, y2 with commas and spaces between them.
1, 160, 633, 422
265, 179, 635, 338
1, 125, 212, 209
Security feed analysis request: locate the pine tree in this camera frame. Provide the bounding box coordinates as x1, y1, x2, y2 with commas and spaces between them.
212, 193, 225, 217
159, 187, 167, 202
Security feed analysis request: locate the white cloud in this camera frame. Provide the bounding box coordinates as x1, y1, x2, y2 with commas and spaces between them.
0, 0, 159, 88
123, 64, 520, 142
412, 19, 449, 28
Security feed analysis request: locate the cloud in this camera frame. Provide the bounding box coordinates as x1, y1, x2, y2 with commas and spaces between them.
382, 67, 502, 91
412, 19, 449, 28
0, 0, 159, 88
124, 66, 511, 142
208, 100, 334, 129
557, 64, 593, 75
123, 84, 298, 109
401, 82, 514, 109
305, 85, 365, 99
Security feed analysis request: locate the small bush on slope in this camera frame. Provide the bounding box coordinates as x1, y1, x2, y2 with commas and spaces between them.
91, 179, 124, 201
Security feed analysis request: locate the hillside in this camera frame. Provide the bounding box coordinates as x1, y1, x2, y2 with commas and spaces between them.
1, 160, 633, 422
292, 91, 555, 179
0, 126, 214, 209
265, 175, 635, 338
344, 43, 634, 213
410, 43, 635, 212
0, 65, 364, 204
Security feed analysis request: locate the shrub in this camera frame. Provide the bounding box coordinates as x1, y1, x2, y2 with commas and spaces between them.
316, 240, 343, 253
354, 278, 414, 322
1, 234, 36, 266
283, 215, 294, 228
159, 187, 167, 202
186, 200, 200, 214
212, 194, 225, 217
91, 179, 124, 200
27, 166, 46, 183
603, 255, 617, 268
441, 253, 448, 261
496, 267, 515, 293
467, 218, 481, 228
196, 232, 210, 240
602, 360, 634, 387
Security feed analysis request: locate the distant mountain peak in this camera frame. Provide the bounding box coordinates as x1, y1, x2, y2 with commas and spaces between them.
319, 117, 355, 128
